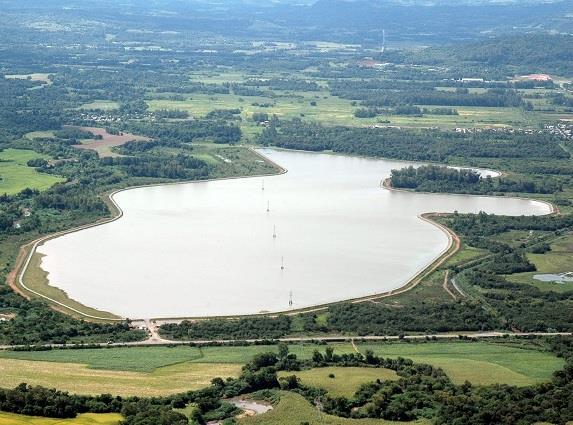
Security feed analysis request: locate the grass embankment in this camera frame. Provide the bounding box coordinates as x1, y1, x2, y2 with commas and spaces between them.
0, 413, 121, 425
20, 252, 120, 321
238, 392, 429, 425
0, 149, 64, 195
278, 367, 399, 398
0, 341, 563, 394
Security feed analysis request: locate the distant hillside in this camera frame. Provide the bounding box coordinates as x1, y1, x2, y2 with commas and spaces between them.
413, 34, 573, 76
1, 0, 571, 44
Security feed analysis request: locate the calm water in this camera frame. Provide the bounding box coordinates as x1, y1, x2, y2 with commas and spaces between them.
38, 149, 550, 318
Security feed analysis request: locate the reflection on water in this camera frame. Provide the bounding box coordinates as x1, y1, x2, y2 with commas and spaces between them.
38, 149, 550, 318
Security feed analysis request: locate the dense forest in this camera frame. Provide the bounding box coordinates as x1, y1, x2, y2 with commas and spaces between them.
259, 119, 568, 163
390, 165, 562, 195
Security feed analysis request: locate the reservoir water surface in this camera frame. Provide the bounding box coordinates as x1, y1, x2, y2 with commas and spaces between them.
37, 149, 551, 318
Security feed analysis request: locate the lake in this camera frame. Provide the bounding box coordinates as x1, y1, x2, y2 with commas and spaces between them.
37, 149, 551, 318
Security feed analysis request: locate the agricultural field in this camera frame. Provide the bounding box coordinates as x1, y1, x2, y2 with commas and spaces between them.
0, 413, 121, 425
4, 73, 52, 85
147, 91, 364, 132
24, 131, 55, 140
238, 392, 429, 425
0, 340, 563, 395
0, 346, 203, 372
0, 149, 64, 195
0, 344, 356, 368
357, 341, 564, 386
79, 101, 120, 111
0, 358, 241, 397
278, 367, 399, 398
70, 127, 148, 158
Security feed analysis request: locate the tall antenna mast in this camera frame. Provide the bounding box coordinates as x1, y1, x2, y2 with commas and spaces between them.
267, 201, 270, 213
262, 179, 265, 191
289, 290, 293, 308
281, 256, 284, 270
273, 224, 277, 239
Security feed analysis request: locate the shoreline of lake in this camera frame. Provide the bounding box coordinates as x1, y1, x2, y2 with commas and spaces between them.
17, 147, 553, 321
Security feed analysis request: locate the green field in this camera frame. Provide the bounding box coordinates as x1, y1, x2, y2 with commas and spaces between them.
0, 346, 202, 372
443, 244, 488, 268
0, 344, 356, 369
147, 89, 556, 132
0, 357, 241, 396
79, 100, 120, 111
24, 131, 55, 140
278, 367, 398, 397
0, 149, 64, 194
0, 341, 563, 393
357, 341, 564, 386
0, 412, 121, 425
507, 233, 573, 292
238, 392, 429, 425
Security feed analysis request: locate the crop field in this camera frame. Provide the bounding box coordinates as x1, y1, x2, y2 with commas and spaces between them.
24, 131, 55, 140
357, 341, 564, 386
70, 127, 149, 158
0, 149, 64, 194
0, 358, 241, 396
147, 84, 556, 131
0, 346, 203, 372
4, 73, 52, 84
507, 233, 573, 293
278, 367, 399, 398
238, 392, 429, 425
0, 413, 121, 425
147, 91, 364, 130
79, 101, 120, 111
0, 344, 356, 368
0, 341, 562, 395
195, 343, 357, 363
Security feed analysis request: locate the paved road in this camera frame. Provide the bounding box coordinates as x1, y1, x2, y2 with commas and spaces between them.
1, 331, 571, 351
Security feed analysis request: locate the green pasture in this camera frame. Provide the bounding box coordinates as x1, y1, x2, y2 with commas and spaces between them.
507, 233, 573, 292
358, 341, 564, 386
0, 346, 202, 372
0, 149, 64, 195
0, 413, 121, 425
0, 357, 241, 396
278, 367, 399, 397
238, 392, 429, 425
80, 100, 120, 111
0, 340, 562, 390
